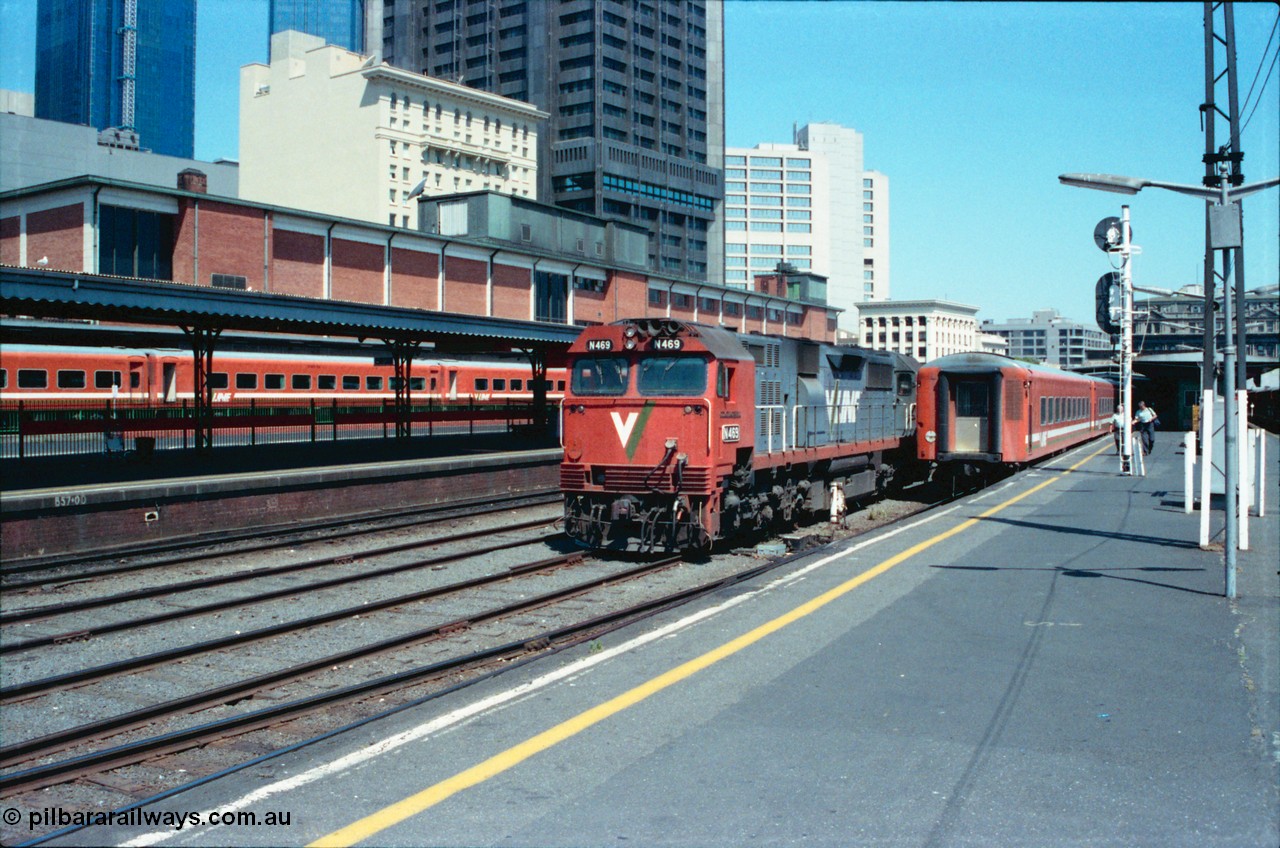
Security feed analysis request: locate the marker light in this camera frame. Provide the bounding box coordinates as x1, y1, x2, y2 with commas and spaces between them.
925, 430, 937, 443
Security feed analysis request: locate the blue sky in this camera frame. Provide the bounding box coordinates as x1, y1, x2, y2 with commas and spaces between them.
3, 1, 1277, 326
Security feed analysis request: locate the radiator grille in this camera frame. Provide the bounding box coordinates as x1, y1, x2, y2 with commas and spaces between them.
563, 463, 714, 494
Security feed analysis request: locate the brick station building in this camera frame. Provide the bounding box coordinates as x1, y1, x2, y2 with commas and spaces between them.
0, 174, 838, 340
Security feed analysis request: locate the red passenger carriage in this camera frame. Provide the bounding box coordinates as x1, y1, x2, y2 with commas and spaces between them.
916, 353, 1115, 475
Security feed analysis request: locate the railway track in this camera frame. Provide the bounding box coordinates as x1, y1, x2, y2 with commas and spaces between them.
1, 473, 983, 845
0, 488, 561, 587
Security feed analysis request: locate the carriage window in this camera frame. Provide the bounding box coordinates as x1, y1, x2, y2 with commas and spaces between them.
265, 373, 285, 390
207, 372, 229, 390
410, 377, 426, 390
57, 370, 86, 389
430, 377, 438, 391
638, 356, 707, 397
95, 370, 122, 389
343, 375, 360, 390
557, 380, 565, 391
292, 374, 311, 390
236, 373, 258, 390
0, 369, 6, 389
474, 378, 489, 391
318, 375, 336, 390
492, 379, 507, 391
18, 369, 47, 388
510, 378, 523, 391
571, 357, 629, 396
366, 376, 383, 390
1040, 397, 1048, 423
130, 372, 141, 389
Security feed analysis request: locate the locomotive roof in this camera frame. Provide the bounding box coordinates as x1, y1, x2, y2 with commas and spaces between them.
603, 319, 753, 361
925, 352, 1113, 384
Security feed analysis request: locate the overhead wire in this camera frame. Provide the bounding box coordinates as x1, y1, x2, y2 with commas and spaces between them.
1239, 11, 1280, 136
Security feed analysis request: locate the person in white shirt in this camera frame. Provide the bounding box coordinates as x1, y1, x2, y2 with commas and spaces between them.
1133, 401, 1158, 455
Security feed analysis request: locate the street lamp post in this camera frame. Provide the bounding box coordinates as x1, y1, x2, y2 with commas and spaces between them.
1059, 171, 1279, 598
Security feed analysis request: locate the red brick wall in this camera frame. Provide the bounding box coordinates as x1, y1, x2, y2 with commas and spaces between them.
573, 287, 608, 325
492, 262, 530, 320
26, 204, 83, 272
609, 271, 648, 320
174, 200, 266, 289
332, 238, 385, 305
271, 230, 324, 298
390, 247, 438, 310
444, 255, 487, 316
0, 216, 19, 265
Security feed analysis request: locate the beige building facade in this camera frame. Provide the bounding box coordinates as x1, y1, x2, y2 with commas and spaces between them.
857, 299, 981, 362
240, 31, 546, 230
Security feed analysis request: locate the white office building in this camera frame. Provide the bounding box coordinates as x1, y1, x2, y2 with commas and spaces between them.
725, 122, 888, 328
858, 299, 981, 362
981, 309, 1111, 368
240, 31, 546, 229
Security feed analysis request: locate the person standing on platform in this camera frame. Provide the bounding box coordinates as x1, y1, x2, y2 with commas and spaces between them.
1133, 400, 1159, 455
1109, 403, 1126, 454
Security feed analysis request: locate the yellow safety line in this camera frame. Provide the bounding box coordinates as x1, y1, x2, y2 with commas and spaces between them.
310, 444, 1107, 847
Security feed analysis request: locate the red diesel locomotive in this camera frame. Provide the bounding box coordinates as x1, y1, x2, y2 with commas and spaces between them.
917, 353, 1115, 475
561, 319, 919, 552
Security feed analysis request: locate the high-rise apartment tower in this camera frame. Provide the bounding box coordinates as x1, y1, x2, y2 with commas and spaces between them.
726, 122, 889, 329
380, 0, 724, 281
34, 0, 196, 159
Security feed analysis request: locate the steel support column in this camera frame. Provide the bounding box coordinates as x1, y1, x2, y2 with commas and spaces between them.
182, 325, 222, 452
382, 338, 422, 439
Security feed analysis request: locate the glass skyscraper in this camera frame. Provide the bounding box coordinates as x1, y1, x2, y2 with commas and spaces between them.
269, 0, 368, 54
34, 0, 196, 159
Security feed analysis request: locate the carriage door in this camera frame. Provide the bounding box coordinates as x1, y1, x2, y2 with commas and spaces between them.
128, 358, 146, 402
954, 380, 989, 452
447, 369, 458, 401
162, 362, 178, 403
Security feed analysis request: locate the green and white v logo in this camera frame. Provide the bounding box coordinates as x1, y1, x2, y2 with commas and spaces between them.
610, 403, 655, 460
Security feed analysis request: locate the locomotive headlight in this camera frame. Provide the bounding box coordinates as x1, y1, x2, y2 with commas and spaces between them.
924, 430, 937, 443
684, 405, 693, 414
624, 325, 638, 339
625, 339, 637, 350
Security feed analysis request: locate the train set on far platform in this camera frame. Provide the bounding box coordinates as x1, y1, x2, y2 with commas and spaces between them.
561, 319, 1116, 552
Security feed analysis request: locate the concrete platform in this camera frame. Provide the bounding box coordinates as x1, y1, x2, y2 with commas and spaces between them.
25, 434, 1280, 847
0, 434, 560, 561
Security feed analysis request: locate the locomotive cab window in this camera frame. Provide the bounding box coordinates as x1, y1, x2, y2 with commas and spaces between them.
57, 370, 86, 389
896, 372, 913, 396
637, 355, 707, 396
571, 357, 629, 396
716, 362, 731, 398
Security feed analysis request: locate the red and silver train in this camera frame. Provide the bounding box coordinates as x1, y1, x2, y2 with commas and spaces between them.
0, 344, 566, 405
561, 319, 920, 552
916, 353, 1116, 475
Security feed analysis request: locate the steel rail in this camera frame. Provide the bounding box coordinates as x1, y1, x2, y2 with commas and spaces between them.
0, 490, 560, 589
0, 537, 574, 701
0, 554, 685, 794
0, 513, 559, 627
